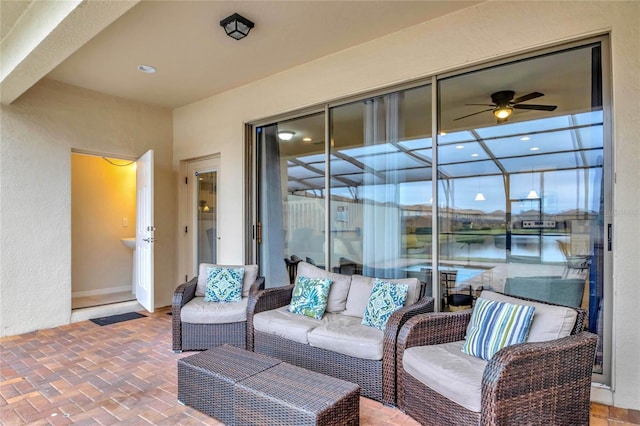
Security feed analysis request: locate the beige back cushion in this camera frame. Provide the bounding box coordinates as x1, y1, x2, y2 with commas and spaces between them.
343, 275, 421, 318
479, 291, 578, 342
296, 262, 351, 313
196, 264, 259, 297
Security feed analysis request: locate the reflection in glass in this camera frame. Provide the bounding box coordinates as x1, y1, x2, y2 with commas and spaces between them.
257, 113, 326, 285
438, 42, 605, 373
197, 171, 217, 265
255, 41, 607, 377
329, 85, 432, 280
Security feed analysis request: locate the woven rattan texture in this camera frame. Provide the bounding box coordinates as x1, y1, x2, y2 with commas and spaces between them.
397, 293, 597, 426
182, 322, 246, 350
177, 345, 281, 424
246, 284, 295, 351
235, 362, 360, 426
173, 277, 265, 352
254, 331, 382, 402
248, 282, 434, 406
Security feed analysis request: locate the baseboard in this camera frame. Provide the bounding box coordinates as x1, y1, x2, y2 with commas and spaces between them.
72, 286, 131, 298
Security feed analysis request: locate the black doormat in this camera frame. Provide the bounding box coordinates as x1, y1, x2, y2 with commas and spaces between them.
90, 312, 147, 326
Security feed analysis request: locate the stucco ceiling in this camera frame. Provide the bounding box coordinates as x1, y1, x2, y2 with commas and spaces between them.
1, 0, 482, 109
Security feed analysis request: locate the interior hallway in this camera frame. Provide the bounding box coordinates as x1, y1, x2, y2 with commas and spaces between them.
1, 307, 637, 425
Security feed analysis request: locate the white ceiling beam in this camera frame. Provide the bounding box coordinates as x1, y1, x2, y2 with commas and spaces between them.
1, 0, 139, 105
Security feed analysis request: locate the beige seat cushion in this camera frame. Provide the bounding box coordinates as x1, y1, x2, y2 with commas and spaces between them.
296, 262, 351, 313
478, 291, 578, 342
181, 296, 248, 324
196, 264, 259, 297
253, 306, 323, 344
403, 341, 487, 412
343, 275, 421, 318
307, 314, 384, 360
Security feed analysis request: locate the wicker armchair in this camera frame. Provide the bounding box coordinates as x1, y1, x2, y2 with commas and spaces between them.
172, 264, 264, 352
247, 268, 435, 406
397, 291, 598, 425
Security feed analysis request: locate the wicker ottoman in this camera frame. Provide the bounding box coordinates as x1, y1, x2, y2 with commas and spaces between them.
177, 345, 281, 425
235, 362, 360, 426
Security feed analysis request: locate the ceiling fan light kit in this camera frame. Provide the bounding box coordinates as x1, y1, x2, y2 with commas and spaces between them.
454, 90, 558, 124
493, 106, 512, 119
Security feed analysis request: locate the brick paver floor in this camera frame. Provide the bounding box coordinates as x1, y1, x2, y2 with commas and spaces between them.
1, 307, 637, 425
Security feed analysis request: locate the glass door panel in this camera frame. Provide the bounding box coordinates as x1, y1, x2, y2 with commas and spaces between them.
187, 157, 219, 276
196, 171, 217, 265
437, 42, 607, 375
329, 85, 432, 282
256, 113, 326, 286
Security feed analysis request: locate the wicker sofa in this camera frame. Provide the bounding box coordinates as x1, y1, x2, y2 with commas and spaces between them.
172, 263, 265, 352
247, 261, 435, 406
397, 290, 598, 425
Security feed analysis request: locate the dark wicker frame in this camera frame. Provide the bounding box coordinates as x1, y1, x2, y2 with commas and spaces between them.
172, 276, 265, 352
396, 293, 598, 426
247, 284, 434, 406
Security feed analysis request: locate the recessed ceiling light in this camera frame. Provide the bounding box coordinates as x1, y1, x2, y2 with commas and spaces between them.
471, 153, 479, 157
302, 137, 312, 142
137, 64, 157, 74
530, 147, 540, 151
520, 136, 531, 141
456, 145, 464, 149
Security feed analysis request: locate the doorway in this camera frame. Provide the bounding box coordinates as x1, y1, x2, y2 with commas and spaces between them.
71, 150, 155, 312
71, 153, 137, 309
186, 157, 220, 276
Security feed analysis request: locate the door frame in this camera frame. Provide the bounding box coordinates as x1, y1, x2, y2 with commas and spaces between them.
179, 155, 221, 282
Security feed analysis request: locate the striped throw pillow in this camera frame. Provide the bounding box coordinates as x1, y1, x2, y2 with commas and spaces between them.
462, 297, 535, 360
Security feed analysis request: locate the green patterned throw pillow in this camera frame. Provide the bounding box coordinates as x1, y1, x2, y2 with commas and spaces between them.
462, 297, 535, 360
204, 267, 245, 303
288, 276, 332, 319
362, 278, 409, 330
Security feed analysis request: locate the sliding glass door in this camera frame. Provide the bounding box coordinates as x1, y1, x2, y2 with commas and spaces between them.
256, 113, 326, 286
437, 42, 608, 373
253, 37, 610, 379
328, 85, 432, 279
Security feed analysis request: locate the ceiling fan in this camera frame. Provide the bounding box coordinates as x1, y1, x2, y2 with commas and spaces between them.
454, 90, 557, 123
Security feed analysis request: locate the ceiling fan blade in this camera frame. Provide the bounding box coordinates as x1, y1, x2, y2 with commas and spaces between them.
453, 108, 493, 121
511, 92, 544, 104
513, 104, 557, 111
465, 103, 495, 107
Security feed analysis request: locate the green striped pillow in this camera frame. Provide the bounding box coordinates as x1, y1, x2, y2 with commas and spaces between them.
462, 297, 535, 360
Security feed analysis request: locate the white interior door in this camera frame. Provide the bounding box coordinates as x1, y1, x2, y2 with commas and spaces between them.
136, 150, 154, 312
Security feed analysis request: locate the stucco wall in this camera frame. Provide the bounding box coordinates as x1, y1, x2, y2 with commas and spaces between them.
0, 79, 175, 336
172, 1, 639, 411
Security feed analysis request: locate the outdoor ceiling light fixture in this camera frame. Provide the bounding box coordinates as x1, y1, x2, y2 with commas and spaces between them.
220, 13, 254, 40
278, 131, 295, 141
